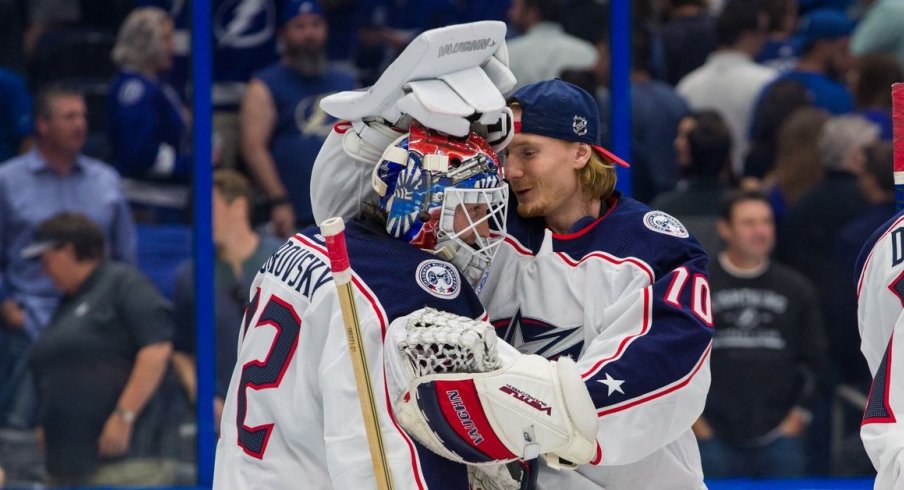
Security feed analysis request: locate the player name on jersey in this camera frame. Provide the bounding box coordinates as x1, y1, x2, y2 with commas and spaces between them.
259, 239, 332, 299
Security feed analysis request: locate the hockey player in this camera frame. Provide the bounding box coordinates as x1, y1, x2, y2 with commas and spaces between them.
856, 208, 904, 489
214, 115, 600, 487
310, 23, 713, 489
443, 79, 713, 489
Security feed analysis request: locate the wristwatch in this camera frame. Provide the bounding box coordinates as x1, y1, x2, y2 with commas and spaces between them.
115, 406, 136, 424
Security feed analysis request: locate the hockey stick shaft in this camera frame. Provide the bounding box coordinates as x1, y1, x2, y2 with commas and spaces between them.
321, 217, 394, 490
893, 83, 904, 211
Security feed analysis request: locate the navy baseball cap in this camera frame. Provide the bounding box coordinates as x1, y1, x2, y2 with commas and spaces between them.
792, 8, 855, 51
508, 79, 629, 168
280, 0, 323, 26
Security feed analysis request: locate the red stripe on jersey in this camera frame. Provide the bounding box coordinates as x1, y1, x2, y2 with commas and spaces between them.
590, 441, 603, 465
581, 287, 653, 379
551, 198, 619, 240
503, 235, 533, 256
556, 252, 655, 285
295, 234, 428, 488
433, 380, 517, 460
596, 343, 711, 417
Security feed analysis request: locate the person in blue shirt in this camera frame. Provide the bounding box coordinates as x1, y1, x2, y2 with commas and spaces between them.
240, 0, 356, 238
0, 84, 136, 428
107, 6, 192, 223
139, 0, 281, 168
0, 68, 32, 162
755, 8, 855, 118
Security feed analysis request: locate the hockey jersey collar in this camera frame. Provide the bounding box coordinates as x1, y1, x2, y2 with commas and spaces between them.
551, 194, 618, 240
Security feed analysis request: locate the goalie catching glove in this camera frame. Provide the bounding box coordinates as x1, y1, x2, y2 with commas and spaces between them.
384, 308, 598, 467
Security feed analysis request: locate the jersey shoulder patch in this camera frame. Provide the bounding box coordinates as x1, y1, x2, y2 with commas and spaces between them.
415, 259, 461, 299
642, 210, 689, 238
118, 78, 147, 106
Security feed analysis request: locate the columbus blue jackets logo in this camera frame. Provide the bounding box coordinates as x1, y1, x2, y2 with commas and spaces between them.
416, 260, 461, 299
643, 211, 689, 238
572, 115, 588, 136
493, 309, 584, 360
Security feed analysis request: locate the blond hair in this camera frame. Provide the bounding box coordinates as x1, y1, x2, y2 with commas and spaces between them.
112, 7, 172, 73
579, 148, 618, 199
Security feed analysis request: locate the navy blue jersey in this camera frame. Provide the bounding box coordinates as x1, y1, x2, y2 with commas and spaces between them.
106, 71, 191, 183
214, 219, 484, 488
479, 193, 712, 487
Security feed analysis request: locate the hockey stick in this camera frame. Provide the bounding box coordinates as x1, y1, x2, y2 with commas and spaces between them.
321, 217, 394, 490
894, 83, 904, 211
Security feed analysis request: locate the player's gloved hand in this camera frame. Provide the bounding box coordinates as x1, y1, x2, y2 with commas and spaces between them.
320, 21, 515, 141
384, 308, 598, 467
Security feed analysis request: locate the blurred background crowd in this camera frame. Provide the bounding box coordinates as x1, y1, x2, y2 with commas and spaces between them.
0, 0, 901, 486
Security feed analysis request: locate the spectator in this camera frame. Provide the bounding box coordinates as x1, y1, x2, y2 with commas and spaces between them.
849, 53, 902, 141
763, 107, 829, 224
831, 141, 895, 393
656, 0, 717, 85
627, 28, 689, 202
777, 113, 881, 474
240, 0, 356, 237
138, 0, 282, 168
850, 0, 904, 71
677, 0, 777, 176
776, 114, 880, 297
505, 0, 598, 89
695, 189, 828, 478
0, 67, 33, 161
0, 84, 136, 429
652, 110, 733, 256
756, 0, 799, 71
592, 27, 690, 203
171, 169, 282, 430
743, 78, 812, 181
107, 6, 192, 224
755, 8, 855, 118
24, 212, 178, 486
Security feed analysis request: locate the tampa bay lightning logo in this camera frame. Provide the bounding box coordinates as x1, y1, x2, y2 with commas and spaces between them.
214, 0, 276, 49
493, 309, 584, 360
416, 260, 460, 299
643, 211, 689, 238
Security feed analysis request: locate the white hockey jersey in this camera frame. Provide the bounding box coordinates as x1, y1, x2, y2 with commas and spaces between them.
857, 210, 904, 489
479, 194, 713, 490
213, 221, 489, 489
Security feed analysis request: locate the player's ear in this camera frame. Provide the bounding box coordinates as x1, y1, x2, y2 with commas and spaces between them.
573, 142, 592, 170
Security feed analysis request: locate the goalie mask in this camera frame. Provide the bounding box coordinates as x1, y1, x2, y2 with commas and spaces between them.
373, 121, 508, 289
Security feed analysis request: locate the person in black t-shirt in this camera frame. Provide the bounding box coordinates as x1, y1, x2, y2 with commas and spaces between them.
24, 212, 179, 486
693, 190, 828, 478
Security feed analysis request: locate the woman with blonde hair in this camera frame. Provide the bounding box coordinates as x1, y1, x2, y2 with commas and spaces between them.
107, 6, 192, 224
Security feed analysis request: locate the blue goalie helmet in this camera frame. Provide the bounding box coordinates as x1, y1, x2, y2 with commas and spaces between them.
372, 121, 509, 290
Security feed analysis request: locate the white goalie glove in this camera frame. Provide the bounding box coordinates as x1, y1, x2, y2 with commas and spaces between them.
384, 308, 598, 470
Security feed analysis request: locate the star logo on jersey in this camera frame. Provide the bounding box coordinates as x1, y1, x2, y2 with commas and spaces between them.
492, 309, 583, 360
597, 373, 625, 396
